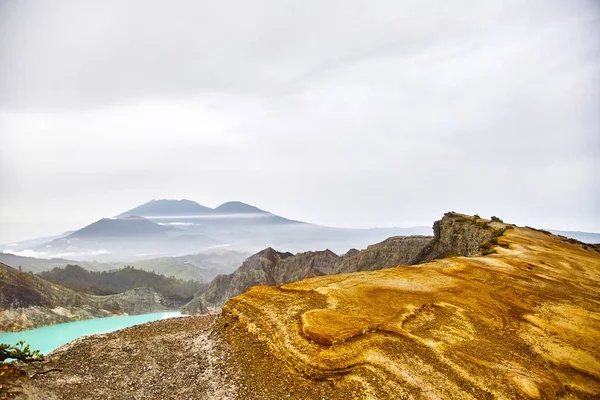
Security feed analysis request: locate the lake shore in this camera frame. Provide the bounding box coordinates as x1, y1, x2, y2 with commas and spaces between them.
14, 312, 352, 399
0, 312, 185, 355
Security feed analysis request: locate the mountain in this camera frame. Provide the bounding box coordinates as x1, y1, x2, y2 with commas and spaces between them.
121, 199, 273, 216
0, 231, 73, 252
28, 216, 223, 261
68, 216, 173, 240
0, 262, 172, 332
7, 199, 599, 264
214, 201, 269, 214
185, 213, 506, 311
27, 213, 600, 399
549, 229, 600, 244
6, 199, 434, 261
118, 199, 214, 217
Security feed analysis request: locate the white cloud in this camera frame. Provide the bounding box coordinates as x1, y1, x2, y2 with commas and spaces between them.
0, 0, 598, 242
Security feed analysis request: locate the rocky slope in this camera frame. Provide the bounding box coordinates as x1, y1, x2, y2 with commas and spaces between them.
334, 235, 432, 273
189, 248, 294, 311
219, 218, 600, 399
0, 263, 172, 332
186, 212, 506, 311
20, 214, 600, 399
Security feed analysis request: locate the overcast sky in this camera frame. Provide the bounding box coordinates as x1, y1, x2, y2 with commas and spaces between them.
0, 0, 599, 243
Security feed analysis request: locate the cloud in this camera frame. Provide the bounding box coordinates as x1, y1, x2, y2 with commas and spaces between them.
5, 249, 111, 259
2, 0, 597, 110
0, 0, 598, 243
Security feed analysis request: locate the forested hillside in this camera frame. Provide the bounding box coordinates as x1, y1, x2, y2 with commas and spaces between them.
39, 265, 204, 305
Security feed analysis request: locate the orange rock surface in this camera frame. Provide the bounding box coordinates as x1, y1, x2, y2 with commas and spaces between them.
222, 221, 600, 399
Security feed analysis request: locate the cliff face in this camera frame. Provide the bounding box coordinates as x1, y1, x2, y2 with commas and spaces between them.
272, 249, 339, 283
0, 263, 171, 332
197, 247, 322, 313
335, 236, 432, 273
220, 218, 600, 399
186, 212, 506, 312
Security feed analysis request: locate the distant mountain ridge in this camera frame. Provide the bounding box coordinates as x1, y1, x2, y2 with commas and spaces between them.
214, 201, 268, 214
8, 199, 598, 263
119, 199, 214, 217
29, 215, 222, 262
0, 249, 250, 282
68, 216, 173, 240
118, 199, 272, 217
549, 229, 600, 244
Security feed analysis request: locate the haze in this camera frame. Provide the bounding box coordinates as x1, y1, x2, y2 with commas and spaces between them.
1, 0, 599, 244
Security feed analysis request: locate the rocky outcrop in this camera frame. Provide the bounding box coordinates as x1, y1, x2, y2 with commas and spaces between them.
0, 262, 172, 332
415, 212, 507, 262
336, 212, 508, 274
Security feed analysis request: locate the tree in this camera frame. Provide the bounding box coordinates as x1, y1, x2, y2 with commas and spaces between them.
0, 341, 43, 364
1, 341, 45, 398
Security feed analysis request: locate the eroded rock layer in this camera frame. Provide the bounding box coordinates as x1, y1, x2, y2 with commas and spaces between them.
221, 215, 600, 399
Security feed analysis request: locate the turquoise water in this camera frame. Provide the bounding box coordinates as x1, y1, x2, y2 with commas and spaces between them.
0, 312, 185, 355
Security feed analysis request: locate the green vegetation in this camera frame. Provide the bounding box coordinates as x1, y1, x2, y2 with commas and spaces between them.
490, 216, 504, 223
39, 265, 205, 304
480, 227, 511, 256
1, 341, 58, 398
0, 341, 43, 364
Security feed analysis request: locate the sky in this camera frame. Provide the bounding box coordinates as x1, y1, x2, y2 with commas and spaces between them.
0, 0, 599, 243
